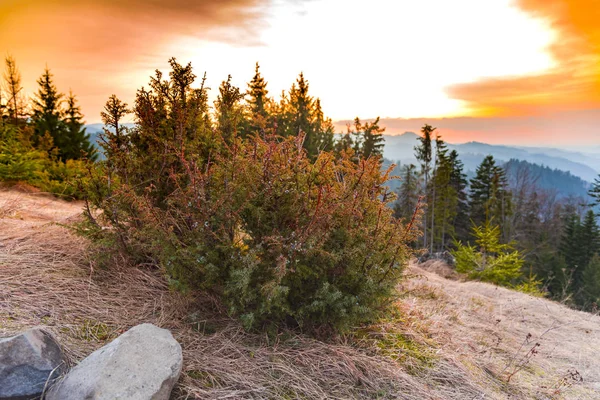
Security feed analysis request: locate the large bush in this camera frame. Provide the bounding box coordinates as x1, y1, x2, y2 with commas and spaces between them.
83, 59, 416, 331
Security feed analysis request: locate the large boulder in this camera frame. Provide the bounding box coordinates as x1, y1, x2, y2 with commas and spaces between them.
47, 323, 182, 400
0, 327, 66, 400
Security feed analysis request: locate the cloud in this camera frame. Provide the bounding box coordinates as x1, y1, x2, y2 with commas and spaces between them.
0, 0, 268, 67
446, 0, 600, 116
0, 0, 271, 121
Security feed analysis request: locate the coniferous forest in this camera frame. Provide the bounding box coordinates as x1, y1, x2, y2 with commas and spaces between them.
2, 55, 600, 331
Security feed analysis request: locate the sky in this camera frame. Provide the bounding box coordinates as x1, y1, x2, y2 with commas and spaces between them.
1, 0, 599, 145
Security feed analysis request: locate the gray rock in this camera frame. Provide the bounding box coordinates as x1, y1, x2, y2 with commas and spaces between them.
0, 327, 65, 400
47, 323, 182, 400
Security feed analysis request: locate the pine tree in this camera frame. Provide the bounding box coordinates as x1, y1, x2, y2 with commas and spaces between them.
452, 220, 524, 285
287, 73, 317, 156
469, 155, 512, 236
245, 62, 270, 137
414, 124, 434, 248
394, 164, 420, 221
559, 213, 582, 274
360, 117, 385, 160
588, 177, 600, 211
3, 56, 27, 126
574, 210, 600, 303
214, 75, 245, 145
429, 134, 450, 251
31, 67, 66, 157
448, 150, 469, 242
313, 99, 335, 153
100, 94, 130, 151
63, 91, 96, 160
581, 254, 600, 310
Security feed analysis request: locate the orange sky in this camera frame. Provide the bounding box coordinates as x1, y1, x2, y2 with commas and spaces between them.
1, 0, 599, 144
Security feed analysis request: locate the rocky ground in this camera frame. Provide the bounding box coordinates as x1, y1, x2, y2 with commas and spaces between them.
1, 188, 599, 399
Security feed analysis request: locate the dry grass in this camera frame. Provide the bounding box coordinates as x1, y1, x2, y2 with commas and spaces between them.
1, 189, 600, 399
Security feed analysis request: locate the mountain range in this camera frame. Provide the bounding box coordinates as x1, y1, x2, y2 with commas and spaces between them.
383, 132, 600, 183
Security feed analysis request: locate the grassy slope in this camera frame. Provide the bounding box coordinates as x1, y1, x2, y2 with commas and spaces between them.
0, 189, 599, 399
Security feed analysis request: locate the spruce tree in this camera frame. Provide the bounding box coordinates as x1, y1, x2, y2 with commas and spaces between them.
214, 75, 245, 145
360, 117, 385, 160
414, 124, 434, 248
100, 94, 129, 150
63, 91, 96, 160
246, 62, 270, 137
574, 210, 600, 302
313, 99, 335, 153
247, 63, 268, 115
3, 56, 26, 126
287, 73, 316, 155
469, 155, 512, 236
448, 150, 469, 242
581, 254, 600, 310
394, 164, 420, 221
31, 67, 66, 157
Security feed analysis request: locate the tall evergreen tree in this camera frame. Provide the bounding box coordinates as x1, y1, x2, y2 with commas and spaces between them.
588, 177, 600, 212
575, 210, 600, 296
31, 68, 66, 156
448, 150, 469, 242
3, 56, 26, 126
287, 73, 317, 155
415, 124, 434, 248
394, 164, 420, 221
246, 62, 270, 137
469, 155, 512, 237
359, 117, 385, 160
214, 75, 245, 145
100, 94, 130, 150
581, 254, 600, 310
313, 99, 335, 153
63, 91, 96, 160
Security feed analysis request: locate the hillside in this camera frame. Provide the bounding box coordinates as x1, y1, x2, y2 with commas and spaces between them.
1, 189, 599, 399
504, 159, 591, 199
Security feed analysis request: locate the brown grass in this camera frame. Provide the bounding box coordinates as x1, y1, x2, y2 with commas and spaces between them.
1, 189, 599, 399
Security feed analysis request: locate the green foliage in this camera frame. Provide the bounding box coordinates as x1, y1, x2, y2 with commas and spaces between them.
452, 221, 524, 286
559, 209, 600, 307
393, 164, 420, 222
581, 254, 600, 310
30, 67, 95, 161
0, 125, 89, 198
83, 59, 416, 333
469, 155, 512, 238
513, 273, 545, 297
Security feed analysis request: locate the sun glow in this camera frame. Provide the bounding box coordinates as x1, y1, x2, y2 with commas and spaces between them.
1, 0, 557, 122
171, 0, 556, 120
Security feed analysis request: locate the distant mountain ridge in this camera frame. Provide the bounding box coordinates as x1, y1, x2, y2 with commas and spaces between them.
382, 132, 600, 183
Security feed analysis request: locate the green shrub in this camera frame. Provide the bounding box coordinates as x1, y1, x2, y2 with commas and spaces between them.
452, 221, 523, 286
83, 59, 417, 332
0, 125, 89, 199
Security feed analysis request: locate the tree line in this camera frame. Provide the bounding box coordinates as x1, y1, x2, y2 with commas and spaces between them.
0, 56, 96, 197
393, 124, 600, 310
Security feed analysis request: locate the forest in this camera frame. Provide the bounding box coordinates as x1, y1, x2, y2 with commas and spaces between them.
1, 54, 600, 332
